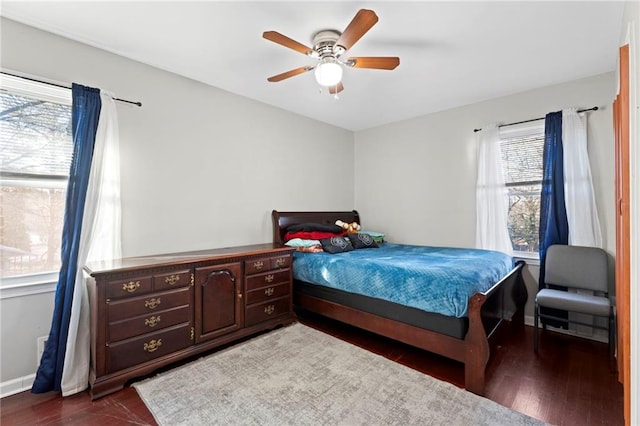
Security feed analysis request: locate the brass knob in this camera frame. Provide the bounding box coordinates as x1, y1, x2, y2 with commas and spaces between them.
143, 339, 162, 353
144, 297, 161, 309
165, 275, 180, 285
122, 281, 140, 293
145, 316, 161, 327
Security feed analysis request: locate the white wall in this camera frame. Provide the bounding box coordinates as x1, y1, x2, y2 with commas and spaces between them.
354, 72, 617, 317
0, 18, 354, 391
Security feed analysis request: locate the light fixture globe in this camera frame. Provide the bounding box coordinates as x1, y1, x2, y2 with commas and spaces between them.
314, 59, 343, 87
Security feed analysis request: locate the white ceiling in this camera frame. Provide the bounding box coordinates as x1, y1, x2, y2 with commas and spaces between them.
1, 1, 625, 131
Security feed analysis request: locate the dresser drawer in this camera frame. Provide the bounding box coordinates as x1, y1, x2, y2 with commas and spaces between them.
108, 305, 191, 342
245, 269, 290, 291
153, 270, 191, 291
244, 257, 272, 274
244, 254, 291, 275
107, 276, 153, 299
245, 296, 290, 327
107, 287, 191, 321
106, 324, 192, 373
245, 282, 290, 305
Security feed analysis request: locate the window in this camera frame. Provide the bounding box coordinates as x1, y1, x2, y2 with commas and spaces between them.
499, 122, 545, 256
0, 74, 72, 279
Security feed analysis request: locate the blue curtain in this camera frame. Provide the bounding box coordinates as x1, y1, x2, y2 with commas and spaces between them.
538, 111, 569, 326
32, 84, 101, 393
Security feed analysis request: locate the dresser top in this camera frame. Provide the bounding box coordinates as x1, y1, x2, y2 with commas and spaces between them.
84, 243, 293, 276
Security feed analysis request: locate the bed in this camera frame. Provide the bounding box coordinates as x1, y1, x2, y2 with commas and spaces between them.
272, 210, 526, 395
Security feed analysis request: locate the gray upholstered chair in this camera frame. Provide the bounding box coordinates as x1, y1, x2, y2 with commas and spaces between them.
534, 244, 614, 368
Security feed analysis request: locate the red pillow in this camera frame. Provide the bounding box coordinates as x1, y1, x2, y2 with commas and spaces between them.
284, 231, 346, 241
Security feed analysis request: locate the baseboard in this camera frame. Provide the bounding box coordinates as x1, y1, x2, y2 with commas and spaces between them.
0, 374, 34, 399
524, 315, 608, 343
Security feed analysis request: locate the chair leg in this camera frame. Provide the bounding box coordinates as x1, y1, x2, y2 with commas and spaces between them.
534, 302, 539, 352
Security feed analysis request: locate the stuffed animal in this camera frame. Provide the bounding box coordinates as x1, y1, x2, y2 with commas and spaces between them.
335, 219, 361, 234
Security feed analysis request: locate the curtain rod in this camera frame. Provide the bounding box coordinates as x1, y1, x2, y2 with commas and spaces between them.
1, 71, 142, 107
473, 106, 598, 133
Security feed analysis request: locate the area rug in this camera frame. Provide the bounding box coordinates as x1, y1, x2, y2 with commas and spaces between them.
133, 323, 546, 426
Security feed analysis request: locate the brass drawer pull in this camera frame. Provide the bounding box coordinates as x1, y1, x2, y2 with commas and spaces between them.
144, 297, 161, 309
122, 281, 140, 293
275, 257, 287, 267
165, 274, 180, 285
144, 315, 161, 328
143, 339, 162, 353
253, 261, 264, 270
265, 274, 275, 283
264, 305, 275, 315
265, 287, 274, 296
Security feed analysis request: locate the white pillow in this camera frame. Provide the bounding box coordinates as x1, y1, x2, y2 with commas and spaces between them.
284, 238, 321, 248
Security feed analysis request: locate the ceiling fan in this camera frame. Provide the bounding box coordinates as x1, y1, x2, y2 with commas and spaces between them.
263, 9, 400, 95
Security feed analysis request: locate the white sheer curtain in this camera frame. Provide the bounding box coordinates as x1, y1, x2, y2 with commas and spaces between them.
475, 124, 512, 254
61, 91, 122, 395
562, 108, 602, 248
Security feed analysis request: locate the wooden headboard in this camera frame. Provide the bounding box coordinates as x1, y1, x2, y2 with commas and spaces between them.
271, 210, 360, 245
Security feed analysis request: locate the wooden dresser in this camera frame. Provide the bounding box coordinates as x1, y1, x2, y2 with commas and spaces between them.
85, 243, 295, 399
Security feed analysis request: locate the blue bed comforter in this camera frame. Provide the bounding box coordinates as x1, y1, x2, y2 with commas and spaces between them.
292, 243, 514, 318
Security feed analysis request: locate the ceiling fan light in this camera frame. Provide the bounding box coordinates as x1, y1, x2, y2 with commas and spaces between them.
314, 61, 343, 87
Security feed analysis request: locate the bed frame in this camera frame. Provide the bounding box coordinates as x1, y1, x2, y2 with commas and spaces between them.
272, 210, 526, 395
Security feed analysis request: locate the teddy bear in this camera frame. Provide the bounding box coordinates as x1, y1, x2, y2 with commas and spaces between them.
335, 219, 361, 234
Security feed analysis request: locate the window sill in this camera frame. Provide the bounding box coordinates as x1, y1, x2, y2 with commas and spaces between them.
0, 272, 58, 299
513, 253, 540, 266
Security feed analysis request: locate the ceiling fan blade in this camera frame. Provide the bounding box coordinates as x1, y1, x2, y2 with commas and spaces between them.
334, 9, 378, 53
347, 57, 400, 70
267, 66, 312, 82
328, 82, 344, 95
263, 31, 316, 56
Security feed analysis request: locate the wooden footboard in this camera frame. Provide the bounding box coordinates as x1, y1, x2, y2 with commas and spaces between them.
464, 260, 525, 394
294, 261, 525, 395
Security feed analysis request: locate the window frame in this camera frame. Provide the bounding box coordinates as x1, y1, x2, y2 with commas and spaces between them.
498, 121, 545, 261
0, 73, 72, 294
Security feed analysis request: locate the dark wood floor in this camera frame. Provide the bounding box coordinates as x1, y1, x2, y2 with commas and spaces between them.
1, 312, 623, 425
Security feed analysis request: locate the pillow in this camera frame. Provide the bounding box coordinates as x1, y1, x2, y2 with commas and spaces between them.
285, 231, 346, 242
319, 237, 354, 254
284, 238, 321, 248
286, 223, 344, 234
359, 230, 385, 244
348, 233, 379, 249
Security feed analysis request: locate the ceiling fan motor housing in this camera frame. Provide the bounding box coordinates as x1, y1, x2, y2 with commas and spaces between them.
312, 29, 344, 58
